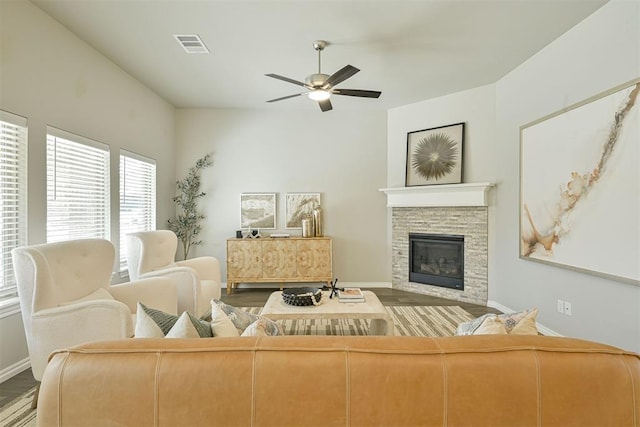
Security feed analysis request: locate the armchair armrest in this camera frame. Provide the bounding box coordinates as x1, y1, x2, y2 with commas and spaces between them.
176, 256, 221, 284
110, 277, 178, 315
30, 301, 132, 379
139, 267, 199, 315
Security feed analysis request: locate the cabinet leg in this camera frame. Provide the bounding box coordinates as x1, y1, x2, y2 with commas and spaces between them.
280, 283, 283, 291
227, 282, 233, 295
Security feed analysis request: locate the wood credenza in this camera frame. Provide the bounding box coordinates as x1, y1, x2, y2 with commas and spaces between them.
226, 237, 332, 294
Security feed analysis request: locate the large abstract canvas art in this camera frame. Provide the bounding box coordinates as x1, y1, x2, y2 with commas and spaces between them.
520, 79, 639, 285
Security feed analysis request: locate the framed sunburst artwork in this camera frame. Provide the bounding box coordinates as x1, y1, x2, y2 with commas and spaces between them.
405, 122, 464, 186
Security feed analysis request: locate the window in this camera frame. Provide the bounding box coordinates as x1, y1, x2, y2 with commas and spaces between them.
0, 111, 27, 300
119, 151, 156, 272
46, 127, 110, 243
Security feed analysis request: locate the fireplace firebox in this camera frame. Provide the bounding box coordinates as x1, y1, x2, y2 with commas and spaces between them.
408, 233, 464, 290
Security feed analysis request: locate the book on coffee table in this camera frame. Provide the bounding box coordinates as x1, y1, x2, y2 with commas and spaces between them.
338, 288, 365, 301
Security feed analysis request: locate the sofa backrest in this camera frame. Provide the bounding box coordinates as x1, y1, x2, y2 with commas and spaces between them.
38, 335, 640, 426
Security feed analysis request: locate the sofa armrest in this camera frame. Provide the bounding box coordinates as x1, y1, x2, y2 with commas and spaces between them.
110, 277, 177, 315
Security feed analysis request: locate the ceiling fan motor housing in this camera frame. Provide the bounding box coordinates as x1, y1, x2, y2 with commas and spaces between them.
305, 73, 329, 88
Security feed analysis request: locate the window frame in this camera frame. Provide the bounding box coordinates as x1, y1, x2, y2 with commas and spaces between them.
0, 110, 28, 306
119, 149, 156, 274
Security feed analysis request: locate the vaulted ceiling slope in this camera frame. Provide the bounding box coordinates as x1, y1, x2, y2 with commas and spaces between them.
31, 0, 607, 110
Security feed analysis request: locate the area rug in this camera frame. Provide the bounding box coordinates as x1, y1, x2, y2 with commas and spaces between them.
242, 305, 473, 337
0, 305, 474, 426
0, 388, 36, 427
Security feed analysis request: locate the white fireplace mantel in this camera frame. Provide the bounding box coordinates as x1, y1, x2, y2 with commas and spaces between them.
379, 182, 495, 208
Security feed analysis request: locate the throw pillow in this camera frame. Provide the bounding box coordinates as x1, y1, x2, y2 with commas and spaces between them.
165, 312, 202, 338
510, 308, 539, 335
455, 313, 492, 336
210, 303, 240, 337
241, 318, 269, 337
59, 288, 114, 306
135, 302, 179, 336
212, 299, 283, 336
498, 309, 534, 333
472, 316, 508, 335
213, 299, 258, 333
135, 303, 213, 338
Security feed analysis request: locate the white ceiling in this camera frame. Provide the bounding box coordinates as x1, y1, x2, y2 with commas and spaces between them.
31, 0, 607, 112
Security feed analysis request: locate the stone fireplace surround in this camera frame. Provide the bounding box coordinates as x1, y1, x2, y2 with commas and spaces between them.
381, 183, 493, 305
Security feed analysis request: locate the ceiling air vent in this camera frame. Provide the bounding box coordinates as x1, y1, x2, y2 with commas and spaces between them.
174, 35, 209, 54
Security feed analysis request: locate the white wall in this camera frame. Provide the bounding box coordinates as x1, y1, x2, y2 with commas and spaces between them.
387, 1, 639, 352
0, 0, 176, 377
493, 0, 639, 352
175, 108, 389, 285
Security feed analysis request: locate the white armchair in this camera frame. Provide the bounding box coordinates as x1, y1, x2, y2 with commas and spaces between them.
126, 230, 221, 317
11, 239, 177, 383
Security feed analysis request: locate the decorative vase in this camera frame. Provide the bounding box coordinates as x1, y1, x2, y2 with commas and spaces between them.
302, 218, 314, 237
312, 206, 323, 237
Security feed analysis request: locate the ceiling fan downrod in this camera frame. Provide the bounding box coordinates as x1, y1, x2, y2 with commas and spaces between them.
313, 40, 327, 74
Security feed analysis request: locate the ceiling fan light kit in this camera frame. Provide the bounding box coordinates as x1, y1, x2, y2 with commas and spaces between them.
266, 40, 381, 112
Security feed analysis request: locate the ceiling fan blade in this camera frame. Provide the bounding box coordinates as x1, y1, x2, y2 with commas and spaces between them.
322, 65, 360, 89
318, 99, 333, 112
266, 93, 306, 103
265, 73, 308, 87
332, 89, 382, 98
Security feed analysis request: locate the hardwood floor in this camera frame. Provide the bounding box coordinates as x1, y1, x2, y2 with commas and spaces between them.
0, 287, 500, 401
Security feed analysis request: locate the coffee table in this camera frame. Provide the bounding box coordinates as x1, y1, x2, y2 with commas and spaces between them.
261, 290, 394, 336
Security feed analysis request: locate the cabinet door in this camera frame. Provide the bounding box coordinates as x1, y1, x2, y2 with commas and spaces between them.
262, 240, 296, 279
296, 239, 332, 279
227, 240, 262, 279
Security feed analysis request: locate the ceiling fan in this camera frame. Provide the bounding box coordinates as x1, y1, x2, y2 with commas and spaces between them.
265, 40, 382, 112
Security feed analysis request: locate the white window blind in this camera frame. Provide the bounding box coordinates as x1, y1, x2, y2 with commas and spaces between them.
119, 151, 156, 272
0, 111, 27, 299
46, 127, 110, 243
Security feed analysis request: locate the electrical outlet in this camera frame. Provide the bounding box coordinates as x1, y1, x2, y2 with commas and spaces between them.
564, 301, 572, 316
557, 299, 564, 313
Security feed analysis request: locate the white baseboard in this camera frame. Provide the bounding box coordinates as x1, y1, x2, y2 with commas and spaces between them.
487, 300, 562, 337
0, 357, 30, 384
222, 282, 392, 290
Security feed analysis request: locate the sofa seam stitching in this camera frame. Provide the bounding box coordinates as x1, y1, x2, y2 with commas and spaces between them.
57, 352, 70, 426
433, 339, 447, 427
345, 349, 350, 427
533, 350, 541, 427
154, 352, 161, 427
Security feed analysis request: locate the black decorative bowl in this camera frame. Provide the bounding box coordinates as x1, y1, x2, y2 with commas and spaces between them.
282, 287, 322, 306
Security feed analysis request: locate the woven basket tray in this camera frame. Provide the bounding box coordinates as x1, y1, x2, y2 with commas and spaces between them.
282, 287, 322, 306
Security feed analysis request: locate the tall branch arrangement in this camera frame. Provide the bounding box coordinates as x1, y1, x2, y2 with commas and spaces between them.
168, 153, 213, 259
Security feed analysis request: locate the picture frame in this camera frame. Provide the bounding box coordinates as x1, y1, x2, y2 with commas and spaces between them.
405, 122, 464, 186
519, 78, 640, 286
285, 193, 321, 228
240, 193, 276, 229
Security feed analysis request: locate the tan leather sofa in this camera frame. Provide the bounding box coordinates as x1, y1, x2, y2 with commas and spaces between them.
38, 335, 639, 426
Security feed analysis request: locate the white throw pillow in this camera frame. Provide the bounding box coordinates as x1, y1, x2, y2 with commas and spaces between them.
241, 318, 269, 337
211, 302, 240, 337
135, 302, 166, 338
165, 312, 201, 338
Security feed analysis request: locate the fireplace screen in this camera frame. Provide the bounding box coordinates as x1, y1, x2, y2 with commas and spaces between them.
409, 233, 464, 290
